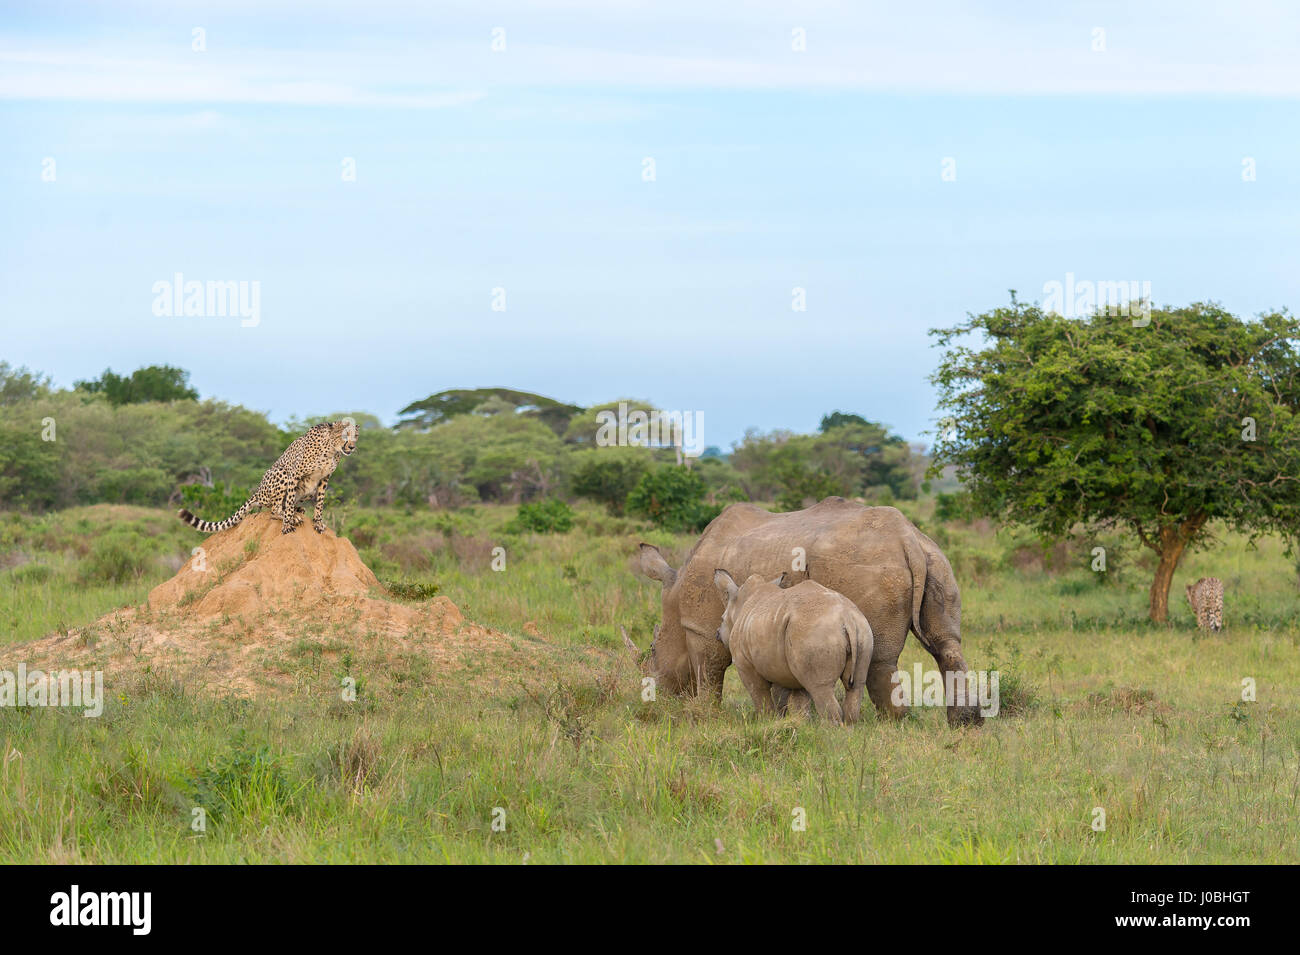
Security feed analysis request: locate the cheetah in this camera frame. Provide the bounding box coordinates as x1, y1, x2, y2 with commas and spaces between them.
178, 421, 357, 535
1185, 576, 1224, 632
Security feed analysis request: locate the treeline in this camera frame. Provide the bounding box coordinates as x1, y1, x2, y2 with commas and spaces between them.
0, 365, 927, 523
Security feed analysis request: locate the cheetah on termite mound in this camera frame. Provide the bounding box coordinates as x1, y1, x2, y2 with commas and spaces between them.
1185, 576, 1224, 632
178, 421, 357, 535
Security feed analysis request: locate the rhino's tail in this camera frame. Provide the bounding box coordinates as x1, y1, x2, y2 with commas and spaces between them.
905, 535, 937, 654
842, 623, 858, 689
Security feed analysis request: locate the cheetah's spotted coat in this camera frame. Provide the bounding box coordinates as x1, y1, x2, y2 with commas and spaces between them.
179, 421, 357, 535
1185, 576, 1224, 632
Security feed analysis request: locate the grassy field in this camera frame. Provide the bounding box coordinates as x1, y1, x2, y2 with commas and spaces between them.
1, 501, 1298, 863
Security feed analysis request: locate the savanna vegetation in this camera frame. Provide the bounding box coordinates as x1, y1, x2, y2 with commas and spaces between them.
1, 299, 1299, 863
0, 367, 921, 523
1, 499, 1298, 862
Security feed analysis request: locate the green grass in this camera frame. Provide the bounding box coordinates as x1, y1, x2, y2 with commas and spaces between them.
0, 502, 1298, 863
0, 505, 197, 644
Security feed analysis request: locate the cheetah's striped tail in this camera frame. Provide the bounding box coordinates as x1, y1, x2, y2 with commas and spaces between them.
177, 498, 254, 533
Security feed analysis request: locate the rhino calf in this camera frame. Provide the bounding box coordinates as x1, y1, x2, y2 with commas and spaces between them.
713, 570, 873, 725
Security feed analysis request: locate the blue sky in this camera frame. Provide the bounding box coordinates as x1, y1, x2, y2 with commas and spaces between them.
3, 1, 1299, 449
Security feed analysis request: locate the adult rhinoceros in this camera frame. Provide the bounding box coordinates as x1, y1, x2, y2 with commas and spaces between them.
636, 497, 981, 726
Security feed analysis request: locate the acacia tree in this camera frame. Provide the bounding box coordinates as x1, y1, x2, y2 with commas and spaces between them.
396, 387, 581, 436
930, 298, 1300, 623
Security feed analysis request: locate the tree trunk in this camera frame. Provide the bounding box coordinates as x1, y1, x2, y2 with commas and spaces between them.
1147, 516, 1205, 623
1149, 542, 1184, 623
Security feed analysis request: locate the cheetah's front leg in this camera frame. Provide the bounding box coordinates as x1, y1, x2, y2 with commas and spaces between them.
312, 477, 329, 533
280, 486, 298, 534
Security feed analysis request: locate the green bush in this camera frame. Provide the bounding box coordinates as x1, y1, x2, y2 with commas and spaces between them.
627, 466, 721, 532
694, 455, 749, 505
934, 491, 972, 523
8, 563, 54, 584
508, 498, 575, 534
384, 580, 441, 600
96, 467, 174, 506
775, 468, 843, 512
0, 426, 60, 510
185, 732, 301, 824
80, 533, 156, 584
569, 448, 650, 515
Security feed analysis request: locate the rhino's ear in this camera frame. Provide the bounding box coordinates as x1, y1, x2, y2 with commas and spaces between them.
639, 543, 677, 586
713, 569, 738, 602
773, 572, 789, 588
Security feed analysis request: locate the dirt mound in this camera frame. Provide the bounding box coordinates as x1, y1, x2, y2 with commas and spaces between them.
3, 514, 595, 699
149, 511, 389, 618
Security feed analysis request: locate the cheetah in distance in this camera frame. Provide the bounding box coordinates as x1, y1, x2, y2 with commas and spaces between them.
178, 421, 357, 535
1185, 576, 1224, 632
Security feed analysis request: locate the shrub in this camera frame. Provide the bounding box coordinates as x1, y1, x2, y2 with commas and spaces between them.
627, 466, 721, 532
0, 426, 60, 510
8, 563, 53, 584
95, 466, 174, 506
508, 498, 575, 534
385, 580, 441, 600
934, 491, 972, 523
982, 643, 1038, 717
569, 448, 650, 515
185, 732, 301, 824
774, 465, 843, 512
80, 533, 156, 584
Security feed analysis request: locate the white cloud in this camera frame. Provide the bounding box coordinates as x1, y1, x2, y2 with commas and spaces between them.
0, 46, 487, 107
2, 1, 1299, 101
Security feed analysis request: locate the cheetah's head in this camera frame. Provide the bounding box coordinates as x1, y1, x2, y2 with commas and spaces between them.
332, 420, 358, 457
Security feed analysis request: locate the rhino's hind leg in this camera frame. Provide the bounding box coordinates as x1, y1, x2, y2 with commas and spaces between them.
842, 682, 865, 724
786, 689, 812, 719
808, 684, 844, 725
771, 686, 811, 716
734, 664, 776, 717
867, 661, 907, 720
